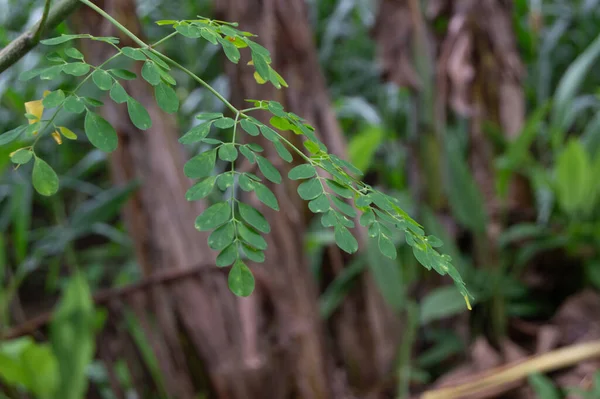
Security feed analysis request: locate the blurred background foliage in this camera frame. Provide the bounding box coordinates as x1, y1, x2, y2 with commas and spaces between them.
2, 0, 600, 398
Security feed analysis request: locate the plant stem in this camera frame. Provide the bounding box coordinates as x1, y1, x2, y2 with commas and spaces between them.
0, 0, 81, 73
80, 0, 238, 114
34, 0, 54, 42
150, 32, 178, 48
32, 52, 122, 149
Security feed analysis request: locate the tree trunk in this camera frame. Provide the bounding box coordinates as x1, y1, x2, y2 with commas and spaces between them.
75, 2, 283, 398
216, 0, 401, 396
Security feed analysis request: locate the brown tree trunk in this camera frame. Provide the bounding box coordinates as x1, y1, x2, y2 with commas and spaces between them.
75, 2, 284, 398
216, 0, 401, 396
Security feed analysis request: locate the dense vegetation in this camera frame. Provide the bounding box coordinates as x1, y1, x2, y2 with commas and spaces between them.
1, 0, 600, 398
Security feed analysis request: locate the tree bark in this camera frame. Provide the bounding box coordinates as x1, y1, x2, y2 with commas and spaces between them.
216, 0, 401, 396
75, 2, 282, 398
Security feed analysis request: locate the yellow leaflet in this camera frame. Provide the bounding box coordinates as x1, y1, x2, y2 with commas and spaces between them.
464, 295, 472, 311
59, 126, 77, 140
43, 90, 51, 97
253, 71, 266, 85
24, 100, 44, 124
52, 131, 63, 145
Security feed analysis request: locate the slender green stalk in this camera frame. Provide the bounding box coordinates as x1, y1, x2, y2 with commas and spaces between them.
150, 31, 178, 48
80, 0, 238, 114
34, 0, 53, 42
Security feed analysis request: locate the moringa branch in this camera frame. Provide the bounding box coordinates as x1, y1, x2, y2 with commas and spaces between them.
0, 0, 81, 74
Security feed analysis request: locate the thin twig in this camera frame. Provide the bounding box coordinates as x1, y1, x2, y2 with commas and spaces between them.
2, 262, 222, 340
33, 0, 53, 42
0, 0, 80, 73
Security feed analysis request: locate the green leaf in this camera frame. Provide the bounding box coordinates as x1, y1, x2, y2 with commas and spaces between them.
213, 117, 235, 129
195, 202, 231, 231
19, 68, 44, 81
355, 195, 372, 207
176, 23, 202, 38
288, 164, 315, 180
0, 125, 26, 145
121, 47, 147, 61
32, 157, 59, 196
297, 178, 322, 200
273, 141, 292, 162
10, 148, 33, 164
228, 260, 255, 297
378, 234, 397, 260
208, 222, 236, 250
83, 97, 104, 107
50, 273, 95, 399
109, 82, 128, 104
252, 52, 270, 81
126, 97, 152, 130
62, 62, 89, 76
218, 36, 241, 63
445, 135, 487, 232
239, 145, 256, 163
331, 195, 357, 218
308, 194, 330, 213
348, 126, 384, 173
555, 139, 594, 216
141, 49, 170, 70
40, 34, 84, 45
241, 244, 265, 263
84, 111, 118, 152
240, 119, 259, 136
238, 223, 267, 250
326, 179, 353, 199
141, 61, 161, 86
217, 172, 235, 190
334, 225, 358, 254
248, 41, 271, 61
184, 149, 217, 179
179, 122, 213, 145
91, 70, 113, 90
239, 174, 257, 191
64, 96, 85, 114
109, 68, 137, 80
40, 65, 64, 79
219, 143, 238, 162
360, 209, 376, 226
42, 89, 65, 108
256, 156, 282, 183
420, 286, 469, 324
528, 374, 561, 399
196, 112, 223, 121
259, 125, 279, 142
65, 47, 84, 60
217, 244, 238, 267
255, 183, 279, 210
154, 82, 179, 114
186, 176, 217, 201
201, 28, 218, 44
238, 202, 270, 233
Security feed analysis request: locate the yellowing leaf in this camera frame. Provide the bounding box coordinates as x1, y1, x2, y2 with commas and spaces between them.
464, 295, 472, 311
25, 100, 44, 124
52, 131, 63, 145
43, 90, 51, 97
253, 71, 267, 85
58, 126, 77, 140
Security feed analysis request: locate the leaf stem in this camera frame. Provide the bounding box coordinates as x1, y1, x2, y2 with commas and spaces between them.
34, 0, 54, 42
80, 0, 238, 114
150, 32, 178, 48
